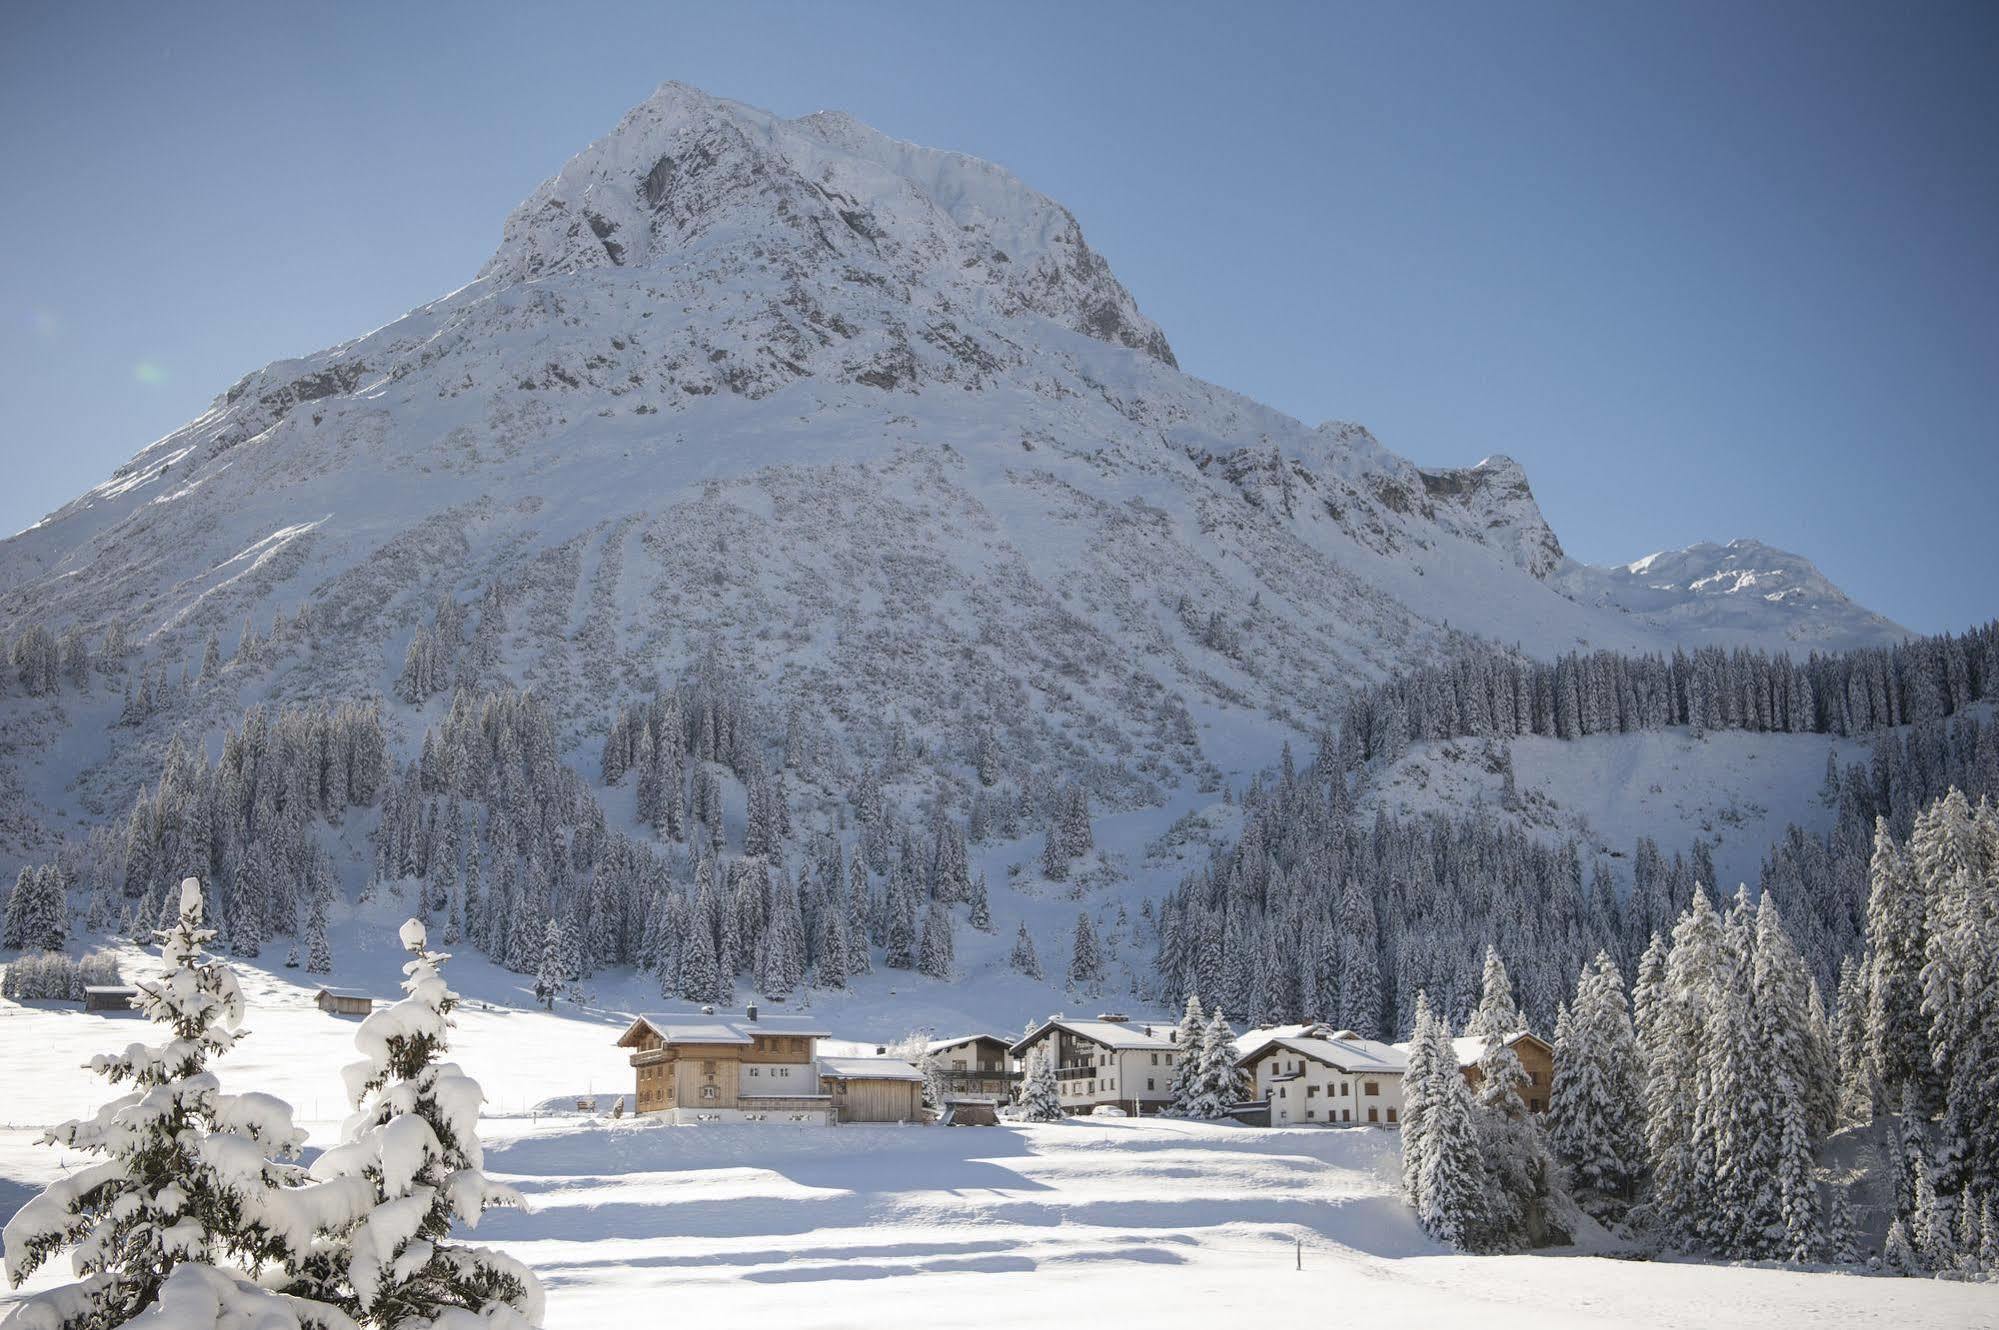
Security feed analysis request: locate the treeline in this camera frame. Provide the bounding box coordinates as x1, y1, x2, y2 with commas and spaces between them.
1158, 692, 1999, 1043
1337, 618, 1999, 765
1154, 781, 1619, 1042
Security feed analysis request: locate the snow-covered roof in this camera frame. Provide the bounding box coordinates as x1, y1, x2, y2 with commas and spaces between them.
818, 1056, 925, 1083
81, 984, 138, 994
619, 1011, 831, 1048
1242, 1032, 1407, 1075
1232, 1024, 1322, 1059
926, 1033, 1009, 1054
1446, 1031, 1547, 1069
1009, 1016, 1180, 1055
314, 987, 373, 1000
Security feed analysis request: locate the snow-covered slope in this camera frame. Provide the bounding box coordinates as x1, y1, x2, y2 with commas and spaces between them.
0, 82, 1906, 871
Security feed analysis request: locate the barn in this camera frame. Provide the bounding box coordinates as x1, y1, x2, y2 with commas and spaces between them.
82, 985, 139, 1014
818, 1056, 927, 1123
315, 987, 375, 1017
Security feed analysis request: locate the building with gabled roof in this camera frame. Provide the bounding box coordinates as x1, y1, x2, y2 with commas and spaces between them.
1008, 1014, 1187, 1115
616, 1005, 834, 1124
924, 1033, 1019, 1103
1238, 1024, 1408, 1127
313, 986, 375, 1017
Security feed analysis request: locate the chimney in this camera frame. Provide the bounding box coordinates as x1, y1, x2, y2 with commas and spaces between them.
746, 1003, 759, 1023
875, 1045, 887, 1056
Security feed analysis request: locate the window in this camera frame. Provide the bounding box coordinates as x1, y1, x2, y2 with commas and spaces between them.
1340, 1082, 1349, 1096
1306, 1110, 1316, 1120
702, 1060, 716, 1076
1530, 1071, 1543, 1086
953, 1059, 967, 1070
1530, 1098, 1544, 1113
1342, 1109, 1351, 1122
1367, 1107, 1378, 1123
1364, 1081, 1379, 1096
1387, 1107, 1398, 1124
749, 1067, 760, 1077
1150, 1053, 1159, 1065
1147, 1079, 1155, 1091
1166, 1054, 1174, 1066
701, 1085, 717, 1100
1306, 1086, 1319, 1098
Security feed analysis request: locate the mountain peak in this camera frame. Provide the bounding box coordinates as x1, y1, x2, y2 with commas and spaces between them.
478, 83, 1176, 366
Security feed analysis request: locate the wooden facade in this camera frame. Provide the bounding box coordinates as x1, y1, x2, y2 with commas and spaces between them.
82, 985, 138, 1013
617, 1010, 838, 1124
1457, 1032, 1556, 1114
822, 1071, 925, 1123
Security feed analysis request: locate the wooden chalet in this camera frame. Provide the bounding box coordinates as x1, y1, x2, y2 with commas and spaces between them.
1452, 1031, 1556, 1113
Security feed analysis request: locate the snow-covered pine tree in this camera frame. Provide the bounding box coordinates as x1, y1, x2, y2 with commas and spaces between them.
1409, 1010, 1494, 1251
1181, 1009, 1241, 1120
532, 919, 568, 1010
1548, 952, 1647, 1212
917, 900, 954, 980
1643, 890, 1723, 1246
1038, 820, 1068, 882
1020, 1048, 1063, 1122
1008, 922, 1042, 980
967, 872, 992, 933
298, 919, 541, 1328
1400, 991, 1443, 1206
1, 879, 329, 1329
1166, 993, 1206, 1117
306, 896, 334, 974
1067, 913, 1103, 995
1465, 946, 1523, 1039
1910, 792, 1999, 1194
1865, 817, 1933, 1114
1751, 894, 1828, 1261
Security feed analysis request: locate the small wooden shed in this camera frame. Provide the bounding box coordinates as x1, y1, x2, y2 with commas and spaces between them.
315, 987, 374, 1017
82, 985, 139, 1014
818, 1056, 927, 1124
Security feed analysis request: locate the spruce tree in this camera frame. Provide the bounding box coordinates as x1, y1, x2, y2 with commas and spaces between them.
1067, 913, 1103, 994
1020, 1048, 1064, 1122
1, 880, 326, 1329
917, 900, 954, 980
1008, 923, 1042, 980
298, 919, 541, 1327
1167, 993, 1207, 1116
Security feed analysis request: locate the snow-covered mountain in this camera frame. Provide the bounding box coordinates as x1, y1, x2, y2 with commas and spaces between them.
1556, 539, 1904, 651
0, 82, 1907, 857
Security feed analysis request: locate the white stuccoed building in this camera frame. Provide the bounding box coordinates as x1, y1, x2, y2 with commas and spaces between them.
1009, 1014, 1188, 1114
1235, 1025, 1408, 1127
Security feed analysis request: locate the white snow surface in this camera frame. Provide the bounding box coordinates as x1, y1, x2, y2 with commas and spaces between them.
2, 976, 1989, 1329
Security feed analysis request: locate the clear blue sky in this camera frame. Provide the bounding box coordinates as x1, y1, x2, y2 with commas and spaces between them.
2, 2, 1993, 632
